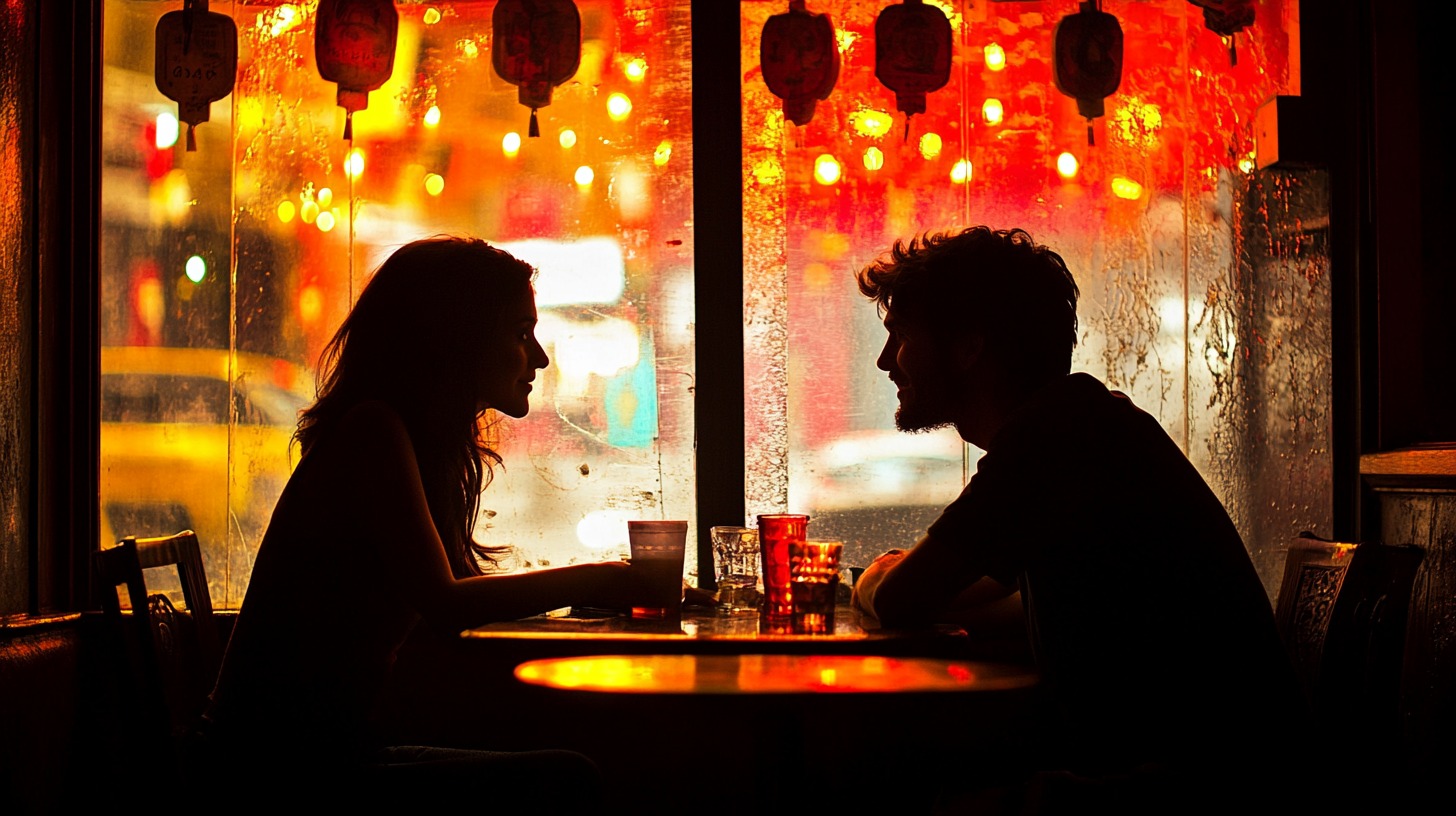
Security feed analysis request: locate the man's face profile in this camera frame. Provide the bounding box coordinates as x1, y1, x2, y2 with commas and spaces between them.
877, 306, 958, 433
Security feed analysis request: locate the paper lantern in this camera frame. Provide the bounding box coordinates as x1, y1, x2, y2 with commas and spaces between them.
1190, 0, 1255, 65
315, 0, 399, 141
875, 0, 953, 139
154, 0, 238, 152
1053, 0, 1123, 146
492, 0, 582, 138
761, 1, 840, 127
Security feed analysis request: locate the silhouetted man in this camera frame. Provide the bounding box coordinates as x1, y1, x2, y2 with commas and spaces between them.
851, 227, 1304, 813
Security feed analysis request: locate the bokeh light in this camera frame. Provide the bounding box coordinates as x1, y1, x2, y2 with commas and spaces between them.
184, 255, 206, 284
424, 173, 445, 196
575, 165, 595, 186
624, 58, 647, 81
503, 132, 522, 156
345, 150, 365, 178
1111, 175, 1144, 199
813, 154, 841, 185
1056, 152, 1079, 179
155, 112, 179, 149
950, 159, 973, 184
423, 105, 441, 127
559, 129, 578, 149
606, 93, 632, 121
984, 43, 1007, 71
863, 147, 884, 172
982, 98, 1003, 126
919, 132, 943, 160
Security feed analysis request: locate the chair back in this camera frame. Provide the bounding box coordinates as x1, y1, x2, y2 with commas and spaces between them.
94, 530, 221, 754
1275, 532, 1423, 734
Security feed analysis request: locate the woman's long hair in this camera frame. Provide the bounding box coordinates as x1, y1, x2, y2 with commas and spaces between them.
295, 236, 536, 577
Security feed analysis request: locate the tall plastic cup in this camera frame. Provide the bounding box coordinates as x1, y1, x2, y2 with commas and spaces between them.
628, 520, 688, 620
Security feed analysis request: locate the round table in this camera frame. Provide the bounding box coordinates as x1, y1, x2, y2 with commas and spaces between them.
514, 653, 1039, 695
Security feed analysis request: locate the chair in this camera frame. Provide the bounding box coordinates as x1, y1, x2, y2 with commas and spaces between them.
93, 530, 221, 767
1275, 531, 1424, 739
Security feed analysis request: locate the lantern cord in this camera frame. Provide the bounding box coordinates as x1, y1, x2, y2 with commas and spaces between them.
529, 108, 541, 138
343, 111, 354, 141
186, 123, 197, 152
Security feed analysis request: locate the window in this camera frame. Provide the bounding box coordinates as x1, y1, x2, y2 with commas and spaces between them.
101, 0, 1325, 607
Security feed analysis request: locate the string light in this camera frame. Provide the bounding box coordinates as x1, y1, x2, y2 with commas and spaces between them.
984, 43, 1006, 71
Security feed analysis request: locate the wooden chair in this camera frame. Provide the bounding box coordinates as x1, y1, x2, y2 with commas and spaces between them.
1275, 531, 1424, 743
93, 530, 221, 769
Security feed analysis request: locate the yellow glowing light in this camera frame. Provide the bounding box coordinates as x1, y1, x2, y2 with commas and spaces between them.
919, 132, 943, 160
316, 187, 333, 208
459, 39, 480, 60
820, 668, 838, 686
184, 255, 206, 284
298, 284, 323, 324
813, 154, 842, 185
863, 147, 884, 172
423, 7, 442, 25
950, 159, 973, 184
1112, 97, 1164, 151
982, 98, 1004, 126
262, 4, 301, 38
277, 200, 295, 223
424, 173, 445, 196
423, 105, 441, 127
300, 199, 319, 224
654, 140, 672, 167
1238, 157, 1256, 174
624, 58, 647, 81
155, 112, 179, 149
606, 93, 632, 122
1111, 175, 1144, 200
1056, 152, 1079, 179
984, 43, 1006, 71
503, 132, 522, 156
345, 150, 365, 178
316, 210, 336, 232
849, 109, 894, 139
575, 165, 595, 186
236, 96, 266, 132
559, 129, 578, 149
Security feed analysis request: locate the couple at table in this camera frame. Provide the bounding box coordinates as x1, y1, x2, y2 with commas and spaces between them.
201, 229, 1303, 813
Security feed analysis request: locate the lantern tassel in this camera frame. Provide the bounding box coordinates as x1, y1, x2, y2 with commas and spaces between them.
903, 117, 910, 144
529, 108, 541, 138
186, 122, 197, 152
343, 111, 354, 141
1087, 121, 1095, 147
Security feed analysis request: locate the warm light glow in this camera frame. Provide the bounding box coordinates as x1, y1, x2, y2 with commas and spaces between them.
982, 98, 1003, 126
1112, 97, 1164, 151
813, 154, 842, 185
606, 93, 632, 121
849, 109, 893, 138
613, 161, 650, 222
499, 236, 628, 308
298, 284, 323, 324
236, 96, 266, 132
184, 255, 206, 284
919, 132, 943, 160
316, 210, 336, 232
345, 150, 365, 178
423, 7, 442, 25
316, 187, 333, 208
863, 147, 884, 172
950, 159, 973, 184
260, 4, 301, 38
1238, 157, 1256, 174
155, 112, 179, 149
1111, 175, 1144, 200
820, 668, 838, 686
653, 140, 672, 167
574, 165, 595, 186
424, 173, 445, 196
459, 39, 480, 60
984, 43, 1006, 71
559, 129, 578, 149
276, 200, 295, 223
300, 199, 319, 224
423, 105, 441, 127
502, 132, 522, 156
1056, 152, 1079, 179
624, 57, 647, 81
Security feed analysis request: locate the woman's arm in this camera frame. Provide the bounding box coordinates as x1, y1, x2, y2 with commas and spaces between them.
339, 401, 640, 631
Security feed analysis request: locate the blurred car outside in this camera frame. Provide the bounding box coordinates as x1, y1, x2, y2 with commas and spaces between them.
792, 428, 980, 572
100, 346, 313, 607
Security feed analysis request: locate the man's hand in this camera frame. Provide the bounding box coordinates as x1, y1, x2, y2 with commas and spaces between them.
850, 548, 908, 619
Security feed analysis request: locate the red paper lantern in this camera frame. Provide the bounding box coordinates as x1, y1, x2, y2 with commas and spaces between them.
875, 0, 953, 139
761, 1, 840, 127
1189, 0, 1255, 65
154, 0, 237, 152
1053, 0, 1123, 147
315, 0, 399, 141
492, 0, 582, 138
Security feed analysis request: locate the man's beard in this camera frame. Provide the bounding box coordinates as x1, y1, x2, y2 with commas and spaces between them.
893, 385, 955, 433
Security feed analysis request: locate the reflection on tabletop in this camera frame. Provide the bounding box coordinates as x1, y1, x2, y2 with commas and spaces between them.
513, 653, 1041, 695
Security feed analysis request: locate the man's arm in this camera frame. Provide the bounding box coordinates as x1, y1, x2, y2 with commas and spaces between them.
853, 532, 1007, 627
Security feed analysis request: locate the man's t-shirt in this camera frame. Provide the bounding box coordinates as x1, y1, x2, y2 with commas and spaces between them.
926, 373, 1303, 774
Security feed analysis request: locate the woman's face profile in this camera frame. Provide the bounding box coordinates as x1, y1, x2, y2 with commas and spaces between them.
477, 284, 550, 417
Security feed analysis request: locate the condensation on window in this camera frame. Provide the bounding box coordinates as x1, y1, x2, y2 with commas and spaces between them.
742, 0, 1326, 588
100, 1, 696, 607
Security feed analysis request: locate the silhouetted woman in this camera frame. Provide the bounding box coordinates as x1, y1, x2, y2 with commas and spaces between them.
201, 237, 637, 810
